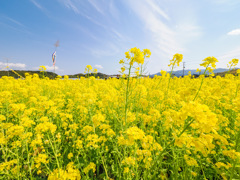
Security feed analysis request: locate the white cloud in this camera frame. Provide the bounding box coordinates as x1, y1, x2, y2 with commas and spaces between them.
44, 65, 59, 71
227, 29, 240, 35
32, 65, 59, 71
95, 64, 103, 69
0, 62, 26, 69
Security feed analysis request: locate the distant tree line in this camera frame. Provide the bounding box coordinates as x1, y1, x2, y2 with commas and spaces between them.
0, 69, 237, 79
0, 71, 109, 79
0, 70, 58, 79
67, 72, 108, 79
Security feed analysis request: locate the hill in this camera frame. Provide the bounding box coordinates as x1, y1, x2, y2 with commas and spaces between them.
150, 68, 229, 77
214, 68, 239, 77
0, 70, 58, 79
0, 70, 109, 79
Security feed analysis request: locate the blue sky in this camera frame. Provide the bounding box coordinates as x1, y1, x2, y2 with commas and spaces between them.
0, 0, 240, 75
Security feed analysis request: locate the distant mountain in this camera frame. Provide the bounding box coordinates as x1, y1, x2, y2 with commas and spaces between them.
150, 68, 229, 77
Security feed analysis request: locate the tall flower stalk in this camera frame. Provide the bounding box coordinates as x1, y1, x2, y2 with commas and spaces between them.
227, 58, 239, 74
193, 56, 218, 101
39, 65, 47, 79
166, 53, 183, 98
119, 48, 151, 127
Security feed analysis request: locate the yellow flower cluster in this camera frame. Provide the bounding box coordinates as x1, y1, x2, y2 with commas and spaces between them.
168, 53, 183, 67
0, 49, 240, 179
83, 162, 96, 174
39, 65, 47, 71
48, 162, 81, 180
120, 47, 151, 77
228, 58, 239, 68
200, 56, 218, 76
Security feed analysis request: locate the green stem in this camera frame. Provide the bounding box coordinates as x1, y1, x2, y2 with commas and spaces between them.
26, 141, 33, 179
16, 146, 20, 180
165, 66, 174, 99
235, 83, 239, 98
193, 64, 209, 101
227, 63, 233, 74
151, 118, 195, 179
47, 134, 61, 176
160, 118, 195, 157
229, 127, 240, 179
99, 151, 109, 179
124, 65, 132, 126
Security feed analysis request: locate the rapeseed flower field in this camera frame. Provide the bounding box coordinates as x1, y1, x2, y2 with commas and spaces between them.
1, 48, 240, 179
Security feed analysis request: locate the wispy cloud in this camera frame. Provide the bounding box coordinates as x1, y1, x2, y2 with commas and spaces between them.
211, 0, 232, 4
227, 28, 240, 35
0, 15, 32, 34
110, 28, 130, 42
59, 0, 80, 14
90, 42, 120, 57
175, 24, 202, 44
124, 0, 203, 73
125, 0, 181, 57
58, 0, 107, 29
30, 0, 43, 10
87, 0, 105, 15
209, 0, 240, 12
0, 62, 26, 69
95, 64, 103, 69
59, 0, 105, 16
144, 0, 169, 20
75, 25, 100, 41
83, 14, 107, 29
91, 48, 117, 57
3, 16, 25, 27
218, 47, 240, 60
109, 0, 119, 20
217, 46, 240, 67
0, 21, 32, 35
211, 0, 240, 5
